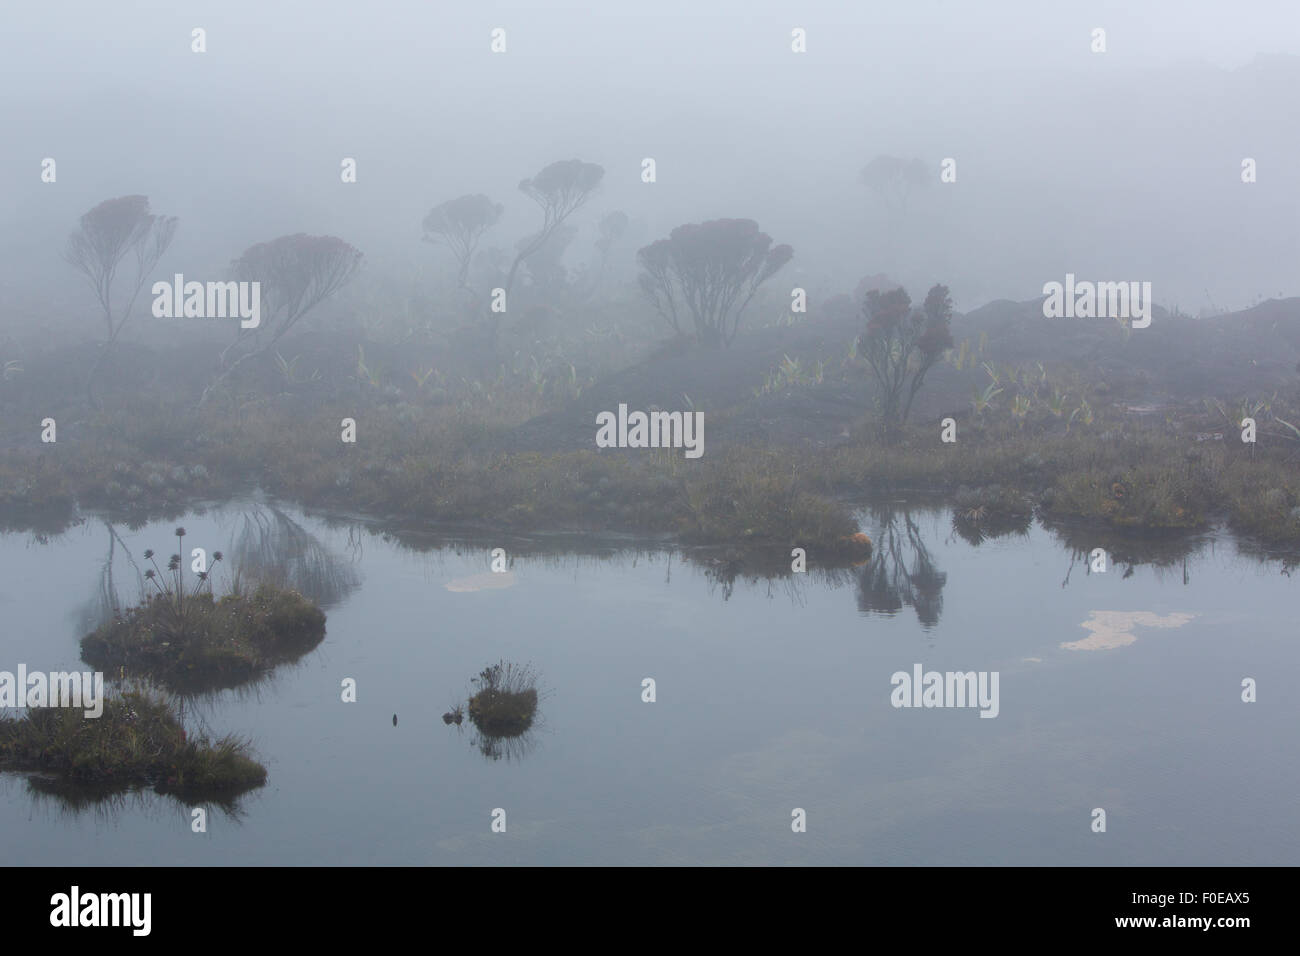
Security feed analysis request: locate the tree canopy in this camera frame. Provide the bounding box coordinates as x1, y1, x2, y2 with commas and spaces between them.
636, 218, 792, 348
422, 194, 503, 288
229, 233, 363, 346
504, 159, 605, 298
65, 195, 177, 341
861, 283, 954, 438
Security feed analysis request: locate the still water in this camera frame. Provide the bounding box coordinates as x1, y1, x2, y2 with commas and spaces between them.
1, 500, 1296, 865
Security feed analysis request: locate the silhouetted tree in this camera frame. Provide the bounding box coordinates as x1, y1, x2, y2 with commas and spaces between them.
64, 195, 177, 402
474, 159, 602, 349
201, 233, 362, 404
861, 284, 954, 439
636, 218, 793, 348
517, 223, 577, 300
505, 159, 604, 298
422, 194, 503, 289
594, 210, 628, 274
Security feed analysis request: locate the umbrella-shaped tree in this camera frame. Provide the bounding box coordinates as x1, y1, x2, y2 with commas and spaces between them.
636, 218, 792, 348
505, 159, 604, 298
422, 193, 503, 290
64, 195, 177, 402
201, 233, 362, 404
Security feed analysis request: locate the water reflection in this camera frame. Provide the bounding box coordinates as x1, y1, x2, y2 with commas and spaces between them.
856, 507, 947, 629
230, 505, 361, 606
444, 660, 546, 763
1042, 518, 1211, 587
75, 520, 144, 634
948, 508, 1033, 547
7, 498, 1300, 850
21, 772, 255, 822
25, 503, 362, 814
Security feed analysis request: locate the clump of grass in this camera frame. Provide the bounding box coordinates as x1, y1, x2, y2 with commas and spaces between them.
682, 449, 862, 552
950, 483, 1034, 543
0, 453, 77, 533
13, 372, 1300, 556
81, 581, 326, 694
1220, 463, 1300, 543
466, 660, 540, 738
1040, 464, 1211, 531
0, 683, 266, 799
953, 483, 1033, 521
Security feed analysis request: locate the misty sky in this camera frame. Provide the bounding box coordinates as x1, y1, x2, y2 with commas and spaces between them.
2, 0, 1298, 335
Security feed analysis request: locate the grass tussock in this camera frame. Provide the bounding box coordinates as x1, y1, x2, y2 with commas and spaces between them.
81, 583, 326, 694
0, 684, 266, 798
1040, 464, 1211, 530
0, 453, 76, 531
824, 420, 1300, 542
466, 661, 541, 738
681, 448, 863, 553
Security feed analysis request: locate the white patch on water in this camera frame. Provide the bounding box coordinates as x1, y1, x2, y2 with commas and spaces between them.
445, 571, 516, 593
1062, 610, 1196, 651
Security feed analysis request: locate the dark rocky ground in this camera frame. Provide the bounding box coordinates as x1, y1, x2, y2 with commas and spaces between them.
502, 295, 1300, 452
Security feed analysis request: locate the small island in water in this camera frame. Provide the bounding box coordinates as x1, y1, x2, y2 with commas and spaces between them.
0, 683, 266, 802
79, 529, 327, 695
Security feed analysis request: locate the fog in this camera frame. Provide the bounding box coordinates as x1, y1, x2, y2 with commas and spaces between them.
2, 0, 1297, 345
4, 3, 1300, 873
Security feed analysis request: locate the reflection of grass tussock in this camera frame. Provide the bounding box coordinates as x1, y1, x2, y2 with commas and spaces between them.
466, 661, 540, 738
81, 584, 326, 694
0, 684, 266, 800
951, 484, 1034, 544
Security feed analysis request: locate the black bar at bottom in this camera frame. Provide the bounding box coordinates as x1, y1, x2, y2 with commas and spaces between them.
1, 866, 1276, 940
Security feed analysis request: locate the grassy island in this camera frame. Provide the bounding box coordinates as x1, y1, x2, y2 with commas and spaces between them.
81, 582, 326, 694
0, 685, 266, 800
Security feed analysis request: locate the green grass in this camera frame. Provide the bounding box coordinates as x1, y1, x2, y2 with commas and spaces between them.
81, 584, 326, 694
466, 661, 541, 738
0, 683, 266, 799
6, 380, 1300, 557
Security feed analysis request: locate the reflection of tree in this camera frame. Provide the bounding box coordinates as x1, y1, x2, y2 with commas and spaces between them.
231, 506, 360, 607
1043, 519, 1206, 588
856, 508, 946, 629
77, 521, 143, 633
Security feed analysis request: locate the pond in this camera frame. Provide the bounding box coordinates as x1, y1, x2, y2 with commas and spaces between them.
1, 500, 1295, 865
